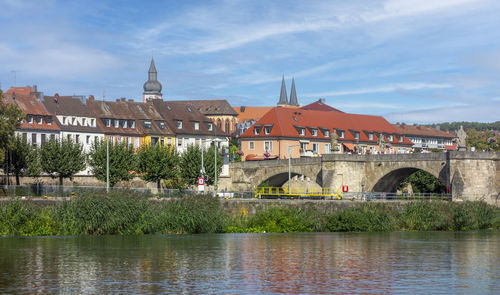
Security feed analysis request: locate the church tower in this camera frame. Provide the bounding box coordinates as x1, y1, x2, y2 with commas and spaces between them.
289, 77, 299, 106
277, 75, 288, 106
143, 58, 163, 103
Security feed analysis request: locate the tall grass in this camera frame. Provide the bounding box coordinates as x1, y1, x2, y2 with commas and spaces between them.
0, 197, 498, 236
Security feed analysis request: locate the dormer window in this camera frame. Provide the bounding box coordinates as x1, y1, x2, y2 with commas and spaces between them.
194, 122, 199, 130
354, 132, 360, 140
388, 135, 394, 142
46, 117, 52, 126
254, 127, 261, 135
144, 121, 152, 128
264, 126, 272, 135
324, 130, 330, 137
62, 117, 67, 125
105, 119, 111, 127
91, 119, 95, 127
114, 119, 119, 128
129, 120, 135, 128
311, 129, 318, 137
159, 122, 165, 129
338, 130, 345, 138
207, 123, 213, 131
299, 128, 305, 136
36, 116, 42, 124
368, 133, 374, 140
82, 118, 87, 126
176, 120, 182, 129
120, 119, 127, 128
28, 115, 33, 124
71, 117, 76, 125
399, 136, 403, 142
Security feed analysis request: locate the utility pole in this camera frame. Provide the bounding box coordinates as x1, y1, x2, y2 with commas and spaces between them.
106, 138, 109, 192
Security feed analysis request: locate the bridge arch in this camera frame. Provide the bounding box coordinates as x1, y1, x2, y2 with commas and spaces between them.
370, 167, 446, 192
258, 171, 321, 188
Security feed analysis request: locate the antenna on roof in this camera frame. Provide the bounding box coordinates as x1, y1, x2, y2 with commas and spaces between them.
11, 70, 18, 86
102, 90, 106, 101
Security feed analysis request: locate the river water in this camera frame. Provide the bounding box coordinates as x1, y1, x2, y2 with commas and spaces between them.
0, 231, 499, 294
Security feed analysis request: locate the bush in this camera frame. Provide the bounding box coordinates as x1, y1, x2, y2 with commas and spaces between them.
326, 204, 397, 232
399, 201, 454, 230
0, 199, 57, 236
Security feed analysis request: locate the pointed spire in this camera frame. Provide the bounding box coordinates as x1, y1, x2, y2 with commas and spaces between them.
278, 75, 288, 105
149, 57, 157, 73
289, 77, 298, 106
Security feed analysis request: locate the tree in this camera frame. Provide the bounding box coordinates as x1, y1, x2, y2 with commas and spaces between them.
40, 138, 86, 185
137, 144, 180, 191
466, 129, 499, 152
0, 91, 24, 164
399, 170, 446, 194
88, 140, 136, 187
180, 144, 223, 186
11, 136, 41, 185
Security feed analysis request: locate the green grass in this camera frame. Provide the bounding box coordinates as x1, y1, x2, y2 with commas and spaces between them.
0, 196, 498, 236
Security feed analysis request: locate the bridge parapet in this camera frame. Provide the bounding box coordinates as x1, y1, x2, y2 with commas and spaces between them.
322, 153, 448, 162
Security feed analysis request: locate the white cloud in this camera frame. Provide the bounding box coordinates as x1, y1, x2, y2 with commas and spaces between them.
303, 83, 453, 97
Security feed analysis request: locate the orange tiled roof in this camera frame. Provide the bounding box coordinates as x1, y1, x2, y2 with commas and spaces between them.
233, 106, 273, 122
240, 107, 413, 145
393, 124, 456, 139
301, 99, 344, 113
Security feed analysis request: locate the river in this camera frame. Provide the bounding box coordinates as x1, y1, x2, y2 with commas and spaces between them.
1, 231, 499, 294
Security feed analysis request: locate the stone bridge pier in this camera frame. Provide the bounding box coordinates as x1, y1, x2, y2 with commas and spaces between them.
224, 152, 499, 205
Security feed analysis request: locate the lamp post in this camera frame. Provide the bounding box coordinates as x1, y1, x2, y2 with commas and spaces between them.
212, 138, 221, 197
287, 144, 300, 193
106, 137, 109, 193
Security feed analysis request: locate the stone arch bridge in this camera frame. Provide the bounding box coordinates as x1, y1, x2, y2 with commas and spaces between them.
223, 152, 499, 204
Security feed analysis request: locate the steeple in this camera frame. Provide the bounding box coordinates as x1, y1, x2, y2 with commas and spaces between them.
277, 75, 288, 106
289, 77, 299, 106
143, 57, 163, 103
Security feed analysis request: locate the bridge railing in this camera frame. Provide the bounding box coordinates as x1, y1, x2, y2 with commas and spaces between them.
362, 192, 452, 201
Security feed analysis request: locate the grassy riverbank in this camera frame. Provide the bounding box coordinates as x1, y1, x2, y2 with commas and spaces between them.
1, 193, 499, 236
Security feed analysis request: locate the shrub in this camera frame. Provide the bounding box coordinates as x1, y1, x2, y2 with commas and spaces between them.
326, 204, 397, 232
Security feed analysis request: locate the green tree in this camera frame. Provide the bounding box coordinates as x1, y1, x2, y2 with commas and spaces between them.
466, 129, 499, 152
0, 91, 24, 164
88, 140, 136, 187
11, 136, 41, 185
399, 170, 446, 194
137, 144, 180, 191
40, 138, 86, 185
229, 144, 242, 162
180, 145, 223, 185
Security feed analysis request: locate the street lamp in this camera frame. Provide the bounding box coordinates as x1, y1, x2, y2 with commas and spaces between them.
212, 138, 221, 197
287, 144, 301, 193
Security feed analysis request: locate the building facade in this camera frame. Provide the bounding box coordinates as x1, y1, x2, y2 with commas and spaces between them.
393, 123, 456, 151
175, 100, 238, 136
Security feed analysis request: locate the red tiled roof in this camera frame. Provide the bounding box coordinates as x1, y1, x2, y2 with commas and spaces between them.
233, 106, 273, 122
240, 107, 413, 145
301, 99, 344, 113
393, 124, 456, 139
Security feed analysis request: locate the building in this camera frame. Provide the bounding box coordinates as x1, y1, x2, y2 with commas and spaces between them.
86, 98, 145, 148
393, 123, 456, 151
128, 101, 175, 147
175, 100, 238, 136
43, 94, 104, 153
2, 86, 60, 146
143, 58, 163, 103
239, 107, 413, 160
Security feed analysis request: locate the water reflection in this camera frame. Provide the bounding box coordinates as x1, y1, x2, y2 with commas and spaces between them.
0, 231, 499, 294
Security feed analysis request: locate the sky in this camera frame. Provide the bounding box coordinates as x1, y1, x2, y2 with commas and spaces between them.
1, 0, 500, 124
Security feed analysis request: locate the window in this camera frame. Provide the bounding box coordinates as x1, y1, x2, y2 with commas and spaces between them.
178, 138, 183, 147
370, 146, 375, 154
86, 135, 90, 144
325, 143, 331, 154
159, 122, 165, 129
208, 123, 213, 131
312, 143, 319, 153
32, 133, 37, 144
129, 120, 135, 129
91, 119, 95, 127
388, 135, 393, 142
71, 117, 76, 125
62, 117, 67, 125
82, 118, 87, 126
354, 132, 360, 140
127, 137, 132, 145
254, 127, 260, 135
36, 116, 42, 124
399, 136, 403, 142
338, 130, 345, 138
75, 134, 80, 143
194, 122, 199, 130
167, 137, 172, 145
249, 141, 255, 150
144, 121, 152, 128
311, 129, 318, 136
264, 126, 271, 135
120, 119, 127, 128
264, 141, 273, 151
176, 120, 182, 129
300, 142, 307, 150
28, 115, 33, 124
299, 128, 305, 136
41, 134, 46, 144
324, 130, 330, 137
134, 137, 139, 148
105, 119, 111, 127
114, 119, 119, 128
368, 133, 374, 140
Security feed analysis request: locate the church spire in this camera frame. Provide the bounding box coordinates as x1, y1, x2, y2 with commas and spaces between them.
143, 57, 163, 103
289, 77, 298, 106
277, 75, 288, 106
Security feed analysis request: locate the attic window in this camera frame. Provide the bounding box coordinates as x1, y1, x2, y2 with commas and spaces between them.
264, 126, 272, 135
114, 119, 119, 128
399, 136, 403, 142
208, 123, 213, 131
72, 117, 76, 125
129, 120, 135, 128
388, 135, 394, 142
311, 129, 318, 137
62, 117, 67, 125
28, 115, 33, 124
104, 119, 111, 127
91, 119, 95, 127
159, 122, 165, 129
144, 121, 152, 128
254, 127, 261, 135
187, 107, 192, 112
82, 118, 87, 126
120, 119, 127, 128
293, 116, 298, 122
368, 133, 374, 140
46, 117, 52, 126
166, 105, 172, 110
299, 128, 305, 136
194, 122, 199, 130
176, 120, 182, 129
354, 131, 360, 140
338, 130, 345, 138
324, 130, 330, 137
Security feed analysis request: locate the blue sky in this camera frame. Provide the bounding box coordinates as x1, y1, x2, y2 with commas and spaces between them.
1, 0, 500, 123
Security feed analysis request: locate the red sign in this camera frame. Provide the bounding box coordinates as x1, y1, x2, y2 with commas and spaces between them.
198, 177, 205, 186
342, 185, 349, 192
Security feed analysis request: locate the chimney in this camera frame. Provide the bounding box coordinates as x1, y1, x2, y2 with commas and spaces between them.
121, 97, 126, 102
33, 85, 38, 92
319, 98, 325, 104
128, 99, 133, 102
240, 106, 246, 112
54, 93, 59, 103
89, 95, 95, 101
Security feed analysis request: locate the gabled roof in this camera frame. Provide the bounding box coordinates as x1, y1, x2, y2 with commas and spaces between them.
240, 107, 412, 145
86, 100, 143, 136
233, 106, 273, 122
152, 100, 224, 136
174, 99, 237, 116
393, 124, 456, 139
43, 96, 102, 133
127, 101, 174, 136
301, 99, 344, 113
